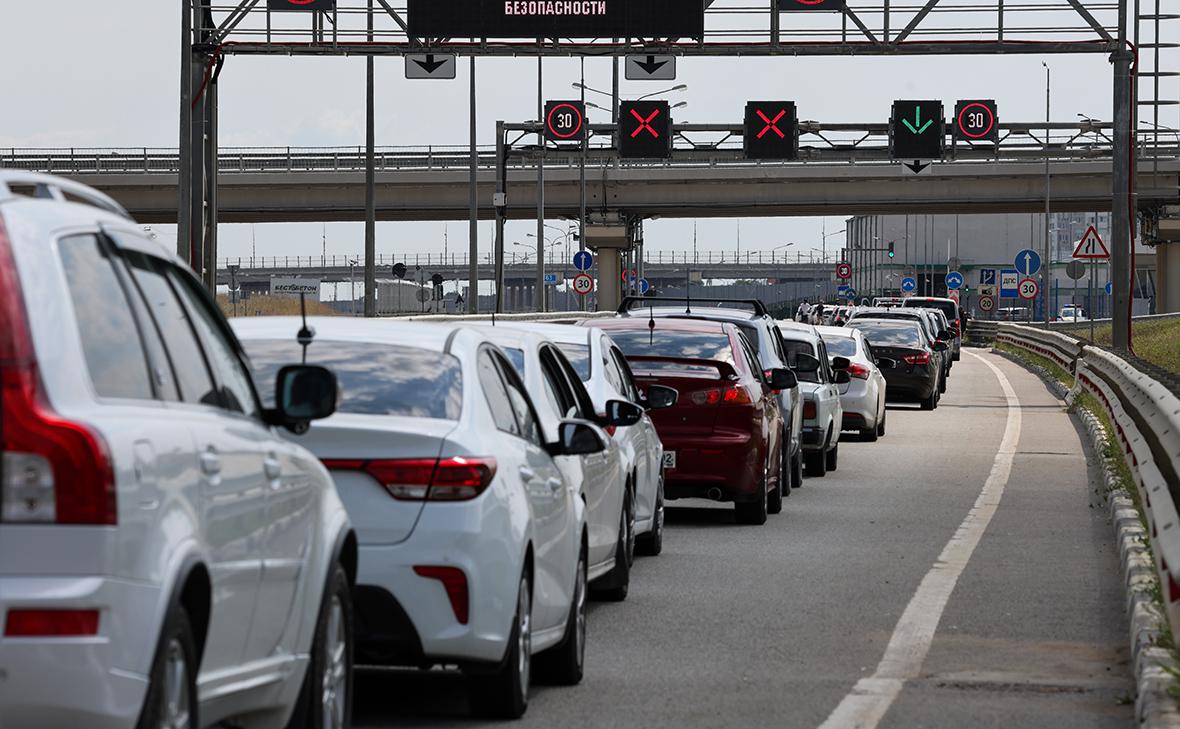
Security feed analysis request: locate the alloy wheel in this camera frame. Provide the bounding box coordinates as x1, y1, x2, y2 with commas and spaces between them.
159, 639, 191, 729
321, 594, 349, 729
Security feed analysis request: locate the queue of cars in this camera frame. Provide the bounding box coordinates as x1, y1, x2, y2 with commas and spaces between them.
0, 175, 965, 728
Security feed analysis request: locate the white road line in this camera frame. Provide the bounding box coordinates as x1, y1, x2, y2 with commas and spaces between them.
817, 350, 1022, 729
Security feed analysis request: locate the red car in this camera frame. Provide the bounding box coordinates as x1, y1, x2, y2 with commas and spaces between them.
591, 318, 792, 525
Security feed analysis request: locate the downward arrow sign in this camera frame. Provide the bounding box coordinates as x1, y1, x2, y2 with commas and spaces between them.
901, 105, 934, 135
413, 54, 448, 75
905, 159, 930, 174
634, 55, 669, 76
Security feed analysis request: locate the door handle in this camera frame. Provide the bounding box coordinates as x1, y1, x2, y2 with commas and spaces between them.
264, 455, 282, 483
200, 450, 221, 476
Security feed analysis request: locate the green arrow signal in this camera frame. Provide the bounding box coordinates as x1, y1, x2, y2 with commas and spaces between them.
901, 106, 934, 135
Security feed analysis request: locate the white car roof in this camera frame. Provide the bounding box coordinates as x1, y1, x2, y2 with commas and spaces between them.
480, 321, 594, 347
231, 317, 468, 352
638, 306, 760, 323
814, 325, 857, 339
775, 320, 821, 343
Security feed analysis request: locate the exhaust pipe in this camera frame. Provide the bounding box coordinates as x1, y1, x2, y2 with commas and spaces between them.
706, 488, 723, 501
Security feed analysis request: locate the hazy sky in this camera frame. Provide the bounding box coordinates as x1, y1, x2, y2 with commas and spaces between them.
2, 1, 1165, 265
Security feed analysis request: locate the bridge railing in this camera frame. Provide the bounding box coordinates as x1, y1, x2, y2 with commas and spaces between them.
998, 322, 1180, 636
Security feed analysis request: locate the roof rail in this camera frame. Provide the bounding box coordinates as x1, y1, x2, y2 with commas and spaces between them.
0, 170, 132, 221
617, 296, 769, 317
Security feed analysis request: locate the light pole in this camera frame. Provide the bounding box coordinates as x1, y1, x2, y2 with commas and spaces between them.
1042, 61, 1052, 327
348, 258, 358, 316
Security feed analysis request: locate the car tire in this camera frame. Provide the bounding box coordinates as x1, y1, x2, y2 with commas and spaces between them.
470, 572, 531, 719
825, 441, 839, 471
939, 373, 948, 394
735, 465, 769, 525
285, 563, 353, 729
791, 449, 804, 489
876, 409, 887, 437
921, 391, 937, 410
593, 493, 632, 602
636, 480, 664, 557
536, 541, 586, 686
804, 448, 827, 478
860, 425, 878, 442
768, 452, 784, 514
136, 602, 198, 729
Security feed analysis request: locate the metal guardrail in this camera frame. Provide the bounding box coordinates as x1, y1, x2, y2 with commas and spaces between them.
998, 322, 1180, 632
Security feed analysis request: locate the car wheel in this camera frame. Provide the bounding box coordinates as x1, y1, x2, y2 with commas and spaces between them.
636, 479, 664, 557
921, 391, 937, 410
536, 541, 586, 685
876, 409, 887, 437
285, 563, 353, 729
593, 494, 632, 602
470, 572, 531, 719
804, 448, 827, 478
860, 425, 879, 442
825, 441, 839, 471
735, 464, 769, 525
939, 373, 948, 394
791, 449, 804, 489
768, 451, 784, 514
136, 602, 198, 729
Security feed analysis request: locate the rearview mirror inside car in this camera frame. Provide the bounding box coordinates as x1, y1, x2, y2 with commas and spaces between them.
834, 370, 852, 385
792, 353, 821, 373
550, 420, 608, 457
643, 384, 679, 410
768, 368, 798, 390
273, 365, 337, 433
875, 357, 897, 370
604, 400, 644, 427
830, 356, 851, 371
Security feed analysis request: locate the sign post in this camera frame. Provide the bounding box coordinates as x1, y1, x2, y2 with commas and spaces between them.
1072, 226, 1110, 343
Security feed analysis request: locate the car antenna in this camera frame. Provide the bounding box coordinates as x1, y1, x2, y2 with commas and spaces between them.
648, 302, 656, 346
685, 268, 692, 315
296, 293, 315, 365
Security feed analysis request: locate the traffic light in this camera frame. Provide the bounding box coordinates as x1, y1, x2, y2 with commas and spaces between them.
744, 101, 798, 160
890, 100, 944, 160
888, 242, 895, 258
619, 101, 672, 159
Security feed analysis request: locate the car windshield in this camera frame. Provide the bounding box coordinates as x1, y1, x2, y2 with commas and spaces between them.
780, 339, 821, 384
847, 321, 925, 348
821, 336, 858, 358
610, 329, 734, 364
904, 299, 958, 322
244, 339, 463, 419
556, 343, 591, 381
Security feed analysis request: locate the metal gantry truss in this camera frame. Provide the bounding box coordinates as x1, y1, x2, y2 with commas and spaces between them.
179, 0, 1140, 345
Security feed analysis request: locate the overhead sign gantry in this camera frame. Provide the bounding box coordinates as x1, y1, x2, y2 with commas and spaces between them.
406, 0, 706, 38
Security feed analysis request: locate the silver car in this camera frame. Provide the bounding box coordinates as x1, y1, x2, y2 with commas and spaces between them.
816, 326, 892, 441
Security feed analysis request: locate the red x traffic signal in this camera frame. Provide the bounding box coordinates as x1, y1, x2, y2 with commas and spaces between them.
744, 102, 798, 160
619, 101, 672, 159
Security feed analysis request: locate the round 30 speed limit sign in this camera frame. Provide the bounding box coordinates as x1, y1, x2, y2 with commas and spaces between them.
572, 273, 595, 296
1018, 277, 1039, 300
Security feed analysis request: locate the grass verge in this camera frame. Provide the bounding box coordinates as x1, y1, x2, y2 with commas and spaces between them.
1076, 318, 1180, 375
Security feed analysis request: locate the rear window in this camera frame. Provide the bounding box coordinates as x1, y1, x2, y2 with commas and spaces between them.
557, 343, 591, 381
502, 347, 525, 374
904, 299, 957, 321
847, 321, 924, 348
244, 339, 462, 419
610, 329, 734, 364
780, 339, 821, 383
820, 336, 858, 358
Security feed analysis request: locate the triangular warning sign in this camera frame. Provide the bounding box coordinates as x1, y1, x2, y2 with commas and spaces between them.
1072, 225, 1110, 259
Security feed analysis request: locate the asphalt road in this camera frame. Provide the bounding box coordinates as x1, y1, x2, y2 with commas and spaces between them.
354, 350, 1132, 729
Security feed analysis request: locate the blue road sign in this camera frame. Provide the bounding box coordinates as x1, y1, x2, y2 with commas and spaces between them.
837, 284, 850, 296
901, 277, 917, 293
945, 271, 964, 290
572, 250, 593, 271
639, 278, 651, 295
543, 273, 560, 285
1015, 248, 1042, 276
1105, 281, 1113, 296
845, 288, 858, 300
980, 268, 997, 285
1000, 269, 1020, 298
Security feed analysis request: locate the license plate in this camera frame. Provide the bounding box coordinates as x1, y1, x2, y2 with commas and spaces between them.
662, 451, 677, 469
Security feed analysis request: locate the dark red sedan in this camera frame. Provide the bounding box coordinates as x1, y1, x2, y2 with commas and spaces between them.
591, 318, 792, 525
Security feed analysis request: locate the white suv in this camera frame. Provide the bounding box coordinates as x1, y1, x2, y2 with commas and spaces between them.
0, 173, 356, 729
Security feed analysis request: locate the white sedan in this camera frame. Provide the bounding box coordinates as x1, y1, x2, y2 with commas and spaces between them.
236, 318, 606, 718
816, 325, 893, 441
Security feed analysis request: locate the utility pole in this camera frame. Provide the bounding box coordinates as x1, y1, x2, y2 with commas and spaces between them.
363, 0, 376, 317
1042, 62, 1052, 328
1111, 0, 1134, 350
467, 56, 479, 313
536, 56, 546, 312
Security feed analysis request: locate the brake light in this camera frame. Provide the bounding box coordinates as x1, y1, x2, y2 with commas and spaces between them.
4, 609, 100, 637
803, 401, 818, 420
413, 566, 469, 624
323, 457, 497, 501
846, 363, 871, 380
904, 352, 932, 366
690, 386, 752, 406
0, 216, 115, 525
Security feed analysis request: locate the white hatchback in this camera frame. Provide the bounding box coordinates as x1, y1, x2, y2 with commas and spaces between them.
776, 321, 848, 478
816, 326, 892, 441
235, 318, 606, 719
0, 173, 355, 729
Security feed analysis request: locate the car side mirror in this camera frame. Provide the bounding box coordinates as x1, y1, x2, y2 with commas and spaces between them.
643, 384, 679, 410
937, 331, 954, 341
792, 353, 821, 373
834, 370, 852, 385
604, 399, 643, 427
272, 365, 337, 433
932, 341, 949, 352
768, 368, 797, 390
549, 420, 608, 457
830, 356, 851, 371
875, 357, 897, 370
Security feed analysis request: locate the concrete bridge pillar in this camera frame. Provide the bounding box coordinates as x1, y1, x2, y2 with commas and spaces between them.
1157, 243, 1180, 313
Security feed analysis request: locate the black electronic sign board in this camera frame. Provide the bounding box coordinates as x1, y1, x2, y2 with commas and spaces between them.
778, 0, 845, 10
545, 101, 587, 142
890, 100, 944, 160
954, 100, 999, 144
407, 0, 705, 39
744, 101, 798, 160
268, 0, 335, 11
619, 101, 672, 159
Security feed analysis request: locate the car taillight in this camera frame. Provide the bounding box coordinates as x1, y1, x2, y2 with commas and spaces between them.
594, 414, 617, 437
803, 401, 818, 420
323, 457, 497, 501
413, 566, 469, 624
904, 352, 932, 366
4, 609, 101, 637
954, 318, 961, 335
691, 386, 752, 406
846, 363, 871, 380
0, 216, 115, 525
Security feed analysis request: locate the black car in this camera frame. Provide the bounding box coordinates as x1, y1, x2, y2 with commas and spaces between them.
849, 307, 953, 389
845, 319, 948, 411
